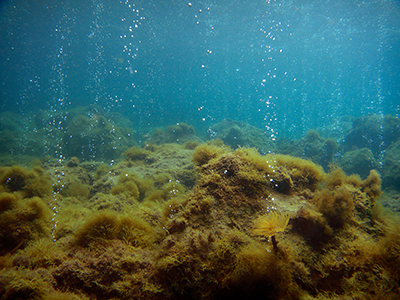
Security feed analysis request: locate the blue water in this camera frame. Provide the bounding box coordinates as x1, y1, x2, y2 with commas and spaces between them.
0, 0, 399, 142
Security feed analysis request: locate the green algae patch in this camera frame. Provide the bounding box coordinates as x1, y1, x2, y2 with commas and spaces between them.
0, 192, 18, 213
14, 238, 66, 270
109, 172, 155, 201
0, 193, 51, 256
192, 142, 228, 167
74, 211, 155, 248
0, 165, 52, 198
123, 145, 152, 162
64, 181, 91, 200
270, 154, 326, 193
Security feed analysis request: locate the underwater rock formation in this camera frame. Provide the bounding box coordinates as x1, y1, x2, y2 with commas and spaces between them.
338, 147, 379, 179
0, 165, 52, 256
0, 106, 137, 164
343, 114, 400, 157
0, 140, 400, 300
0, 111, 55, 163
63, 112, 135, 161
382, 138, 400, 191
145, 122, 203, 145
276, 129, 338, 170
209, 119, 276, 153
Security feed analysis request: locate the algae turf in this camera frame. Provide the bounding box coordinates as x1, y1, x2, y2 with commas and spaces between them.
1, 142, 400, 300
0, 165, 53, 256
0, 165, 52, 198
0, 193, 52, 256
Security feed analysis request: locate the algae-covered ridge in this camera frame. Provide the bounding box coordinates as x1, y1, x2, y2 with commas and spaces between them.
0, 140, 400, 300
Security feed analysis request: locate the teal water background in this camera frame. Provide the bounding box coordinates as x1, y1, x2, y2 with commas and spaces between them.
0, 0, 399, 142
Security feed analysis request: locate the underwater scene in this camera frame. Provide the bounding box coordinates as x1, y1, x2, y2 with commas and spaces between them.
1, 0, 400, 299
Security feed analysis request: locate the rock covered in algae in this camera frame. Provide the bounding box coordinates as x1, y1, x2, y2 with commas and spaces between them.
0, 106, 138, 164
0, 165, 52, 257
338, 147, 379, 179
209, 119, 276, 153
145, 122, 203, 145
343, 114, 400, 157
1, 141, 400, 300
63, 112, 135, 161
276, 129, 338, 170
382, 138, 400, 191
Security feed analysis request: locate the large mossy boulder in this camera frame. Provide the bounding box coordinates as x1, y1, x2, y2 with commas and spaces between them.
209, 119, 275, 154
276, 129, 338, 170
145, 122, 203, 145
63, 113, 135, 161
382, 139, 400, 191
343, 114, 400, 157
338, 148, 379, 179
0, 111, 51, 160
